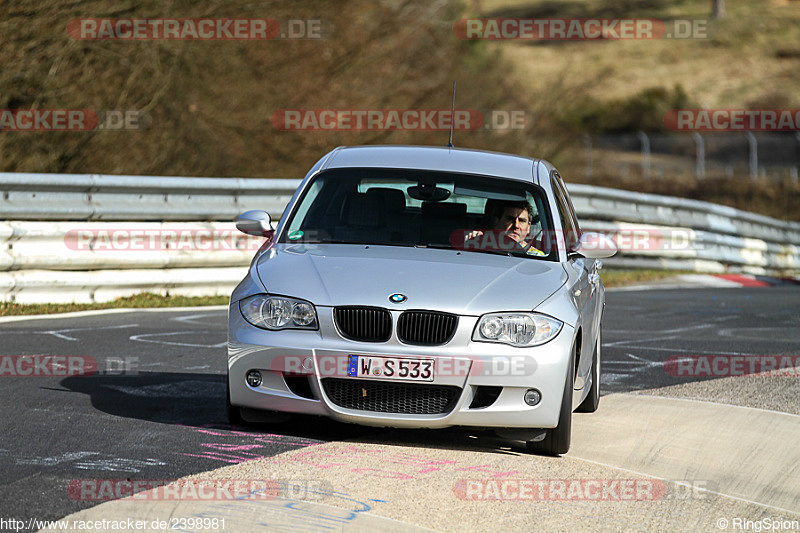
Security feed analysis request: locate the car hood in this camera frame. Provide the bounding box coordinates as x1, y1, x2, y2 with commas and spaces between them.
255, 244, 566, 315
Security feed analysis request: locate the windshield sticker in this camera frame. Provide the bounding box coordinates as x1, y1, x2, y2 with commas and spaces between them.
288, 230, 304, 241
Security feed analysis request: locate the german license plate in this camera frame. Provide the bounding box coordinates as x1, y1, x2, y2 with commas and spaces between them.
347, 355, 434, 381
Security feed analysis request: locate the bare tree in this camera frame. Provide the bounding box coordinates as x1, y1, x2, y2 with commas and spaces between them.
712, 0, 725, 19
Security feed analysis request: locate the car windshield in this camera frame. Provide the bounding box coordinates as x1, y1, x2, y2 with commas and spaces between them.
279, 168, 556, 260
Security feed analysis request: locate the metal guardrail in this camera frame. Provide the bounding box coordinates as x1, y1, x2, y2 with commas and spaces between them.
569, 184, 800, 243
1, 267, 246, 305
0, 172, 296, 220
569, 184, 800, 273
1, 172, 798, 303
0, 221, 261, 271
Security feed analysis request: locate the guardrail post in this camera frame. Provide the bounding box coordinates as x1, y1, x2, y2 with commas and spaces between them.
583, 135, 593, 179
745, 131, 758, 180
637, 131, 651, 180
692, 132, 705, 180
795, 133, 800, 182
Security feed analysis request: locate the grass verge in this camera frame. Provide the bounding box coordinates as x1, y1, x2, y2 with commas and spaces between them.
601, 269, 692, 288
0, 293, 229, 317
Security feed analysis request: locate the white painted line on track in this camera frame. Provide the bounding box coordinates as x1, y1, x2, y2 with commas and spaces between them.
567, 455, 800, 517
571, 394, 800, 514
718, 327, 800, 341
612, 345, 769, 356
626, 393, 800, 419
0, 323, 139, 340
45, 323, 139, 341
129, 331, 226, 348
171, 312, 227, 325
607, 275, 745, 292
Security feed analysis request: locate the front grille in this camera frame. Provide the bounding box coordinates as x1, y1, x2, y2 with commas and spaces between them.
397, 311, 458, 345
334, 306, 392, 342
321, 378, 461, 414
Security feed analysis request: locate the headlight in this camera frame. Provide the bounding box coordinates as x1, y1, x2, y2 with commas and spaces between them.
472, 312, 562, 347
239, 294, 318, 330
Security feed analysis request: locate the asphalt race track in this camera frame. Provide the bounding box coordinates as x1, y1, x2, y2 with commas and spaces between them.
1, 287, 799, 532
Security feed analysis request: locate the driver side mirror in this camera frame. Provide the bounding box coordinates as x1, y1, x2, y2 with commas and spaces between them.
569, 231, 617, 259
235, 210, 273, 237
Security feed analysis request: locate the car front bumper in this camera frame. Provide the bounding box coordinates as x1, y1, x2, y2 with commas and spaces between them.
227, 301, 576, 430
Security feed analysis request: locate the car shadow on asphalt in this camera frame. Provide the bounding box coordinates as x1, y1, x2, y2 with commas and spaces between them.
58, 371, 540, 456
57, 371, 405, 443
342, 428, 533, 457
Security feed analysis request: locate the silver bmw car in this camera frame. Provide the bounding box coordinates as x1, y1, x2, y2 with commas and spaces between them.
227, 145, 615, 455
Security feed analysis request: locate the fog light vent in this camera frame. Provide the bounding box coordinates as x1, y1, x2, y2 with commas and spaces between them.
284, 374, 316, 399
246, 370, 263, 388
469, 386, 502, 409
524, 388, 541, 406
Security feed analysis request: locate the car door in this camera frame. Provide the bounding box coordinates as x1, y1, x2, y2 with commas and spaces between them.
557, 172, 603, 347
559, 172, 603, 352
551, 171, 595, 393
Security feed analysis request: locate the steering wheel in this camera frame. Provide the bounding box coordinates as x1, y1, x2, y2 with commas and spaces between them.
514, 228, 544, 255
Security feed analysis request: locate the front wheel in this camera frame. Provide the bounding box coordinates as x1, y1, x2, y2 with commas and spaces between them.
226, 374, 292, 426
576, 330, 601, 413
526, 350, 574, 456
225, 377, 247, 426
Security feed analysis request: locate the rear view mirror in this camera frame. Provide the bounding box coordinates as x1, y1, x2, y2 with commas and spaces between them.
235, 210, 273, 236
571, 231, 617, 259
407, 184, 451, 202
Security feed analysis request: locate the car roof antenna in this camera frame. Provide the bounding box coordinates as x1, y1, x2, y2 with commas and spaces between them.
446, 82, 456, 148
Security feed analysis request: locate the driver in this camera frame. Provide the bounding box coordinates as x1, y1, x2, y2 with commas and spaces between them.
465, 200, 544, 255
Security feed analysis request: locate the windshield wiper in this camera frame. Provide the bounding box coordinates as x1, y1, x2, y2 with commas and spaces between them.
285, 239, 366, 245
461, 248, 516, 257
292, 239, 414, 247
414, 243, 454, 250
418, 243, 520, 258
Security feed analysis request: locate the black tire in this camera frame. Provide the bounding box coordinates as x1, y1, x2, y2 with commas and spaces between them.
225, 377, 247, 426
526, 349, 574, 456
576, 330, 601, 413
226, 375, 291, 426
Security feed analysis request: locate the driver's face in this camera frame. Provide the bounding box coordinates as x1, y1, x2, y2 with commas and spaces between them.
495, 207, 531, 242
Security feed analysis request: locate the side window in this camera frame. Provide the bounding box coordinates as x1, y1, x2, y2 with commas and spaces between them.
551, 175, 579, 251
552, 171, 581, 234
287, 179, 325, 230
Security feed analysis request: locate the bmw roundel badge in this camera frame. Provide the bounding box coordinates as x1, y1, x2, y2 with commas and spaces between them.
389, 293, 407, 303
